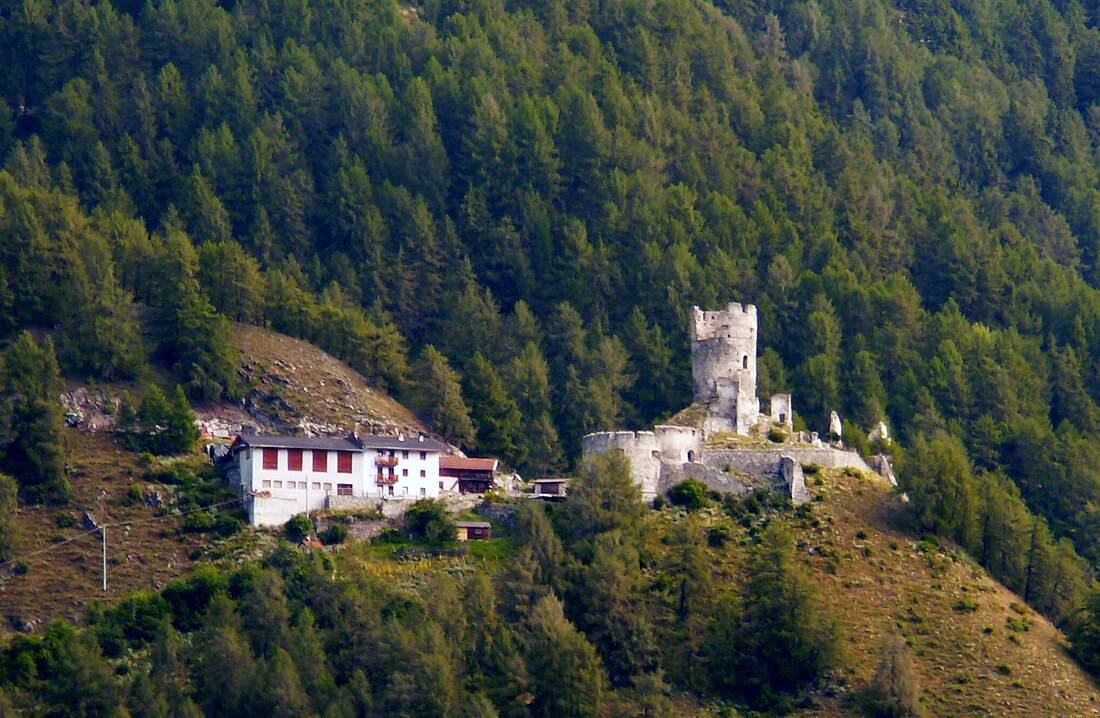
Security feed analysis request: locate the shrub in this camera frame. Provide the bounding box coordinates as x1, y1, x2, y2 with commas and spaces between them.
121, 484, 144, 507
403, 499, 456, 548
667, 479, 708, 511
213, 513, 244, 537
285, 514, 313, 543
767, 427, 786, 443
708, 524, 732, 548
184, 511, 216, 533
320, 523, 349, 545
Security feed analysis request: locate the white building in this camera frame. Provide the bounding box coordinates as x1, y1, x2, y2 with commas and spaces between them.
230, 432, 450, 526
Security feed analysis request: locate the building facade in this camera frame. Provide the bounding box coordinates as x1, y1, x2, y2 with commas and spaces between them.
231, 432, 450, 526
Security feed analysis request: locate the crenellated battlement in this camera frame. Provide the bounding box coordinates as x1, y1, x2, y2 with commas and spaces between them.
691, 303, 757, 342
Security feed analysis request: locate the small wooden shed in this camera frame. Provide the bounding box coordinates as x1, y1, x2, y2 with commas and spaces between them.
455, 521, 492, 541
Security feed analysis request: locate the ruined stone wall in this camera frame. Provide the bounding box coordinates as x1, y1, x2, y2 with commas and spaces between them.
779, 456, 808, 506
581, 431, 662, 498
690, 303, 758, 415
702, 447, 870, 477
770, 394, 793, 429
654, 425, 702, 463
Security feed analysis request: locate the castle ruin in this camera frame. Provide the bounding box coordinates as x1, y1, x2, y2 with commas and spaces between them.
582, 302, 868, 505
690, 302, 792, 434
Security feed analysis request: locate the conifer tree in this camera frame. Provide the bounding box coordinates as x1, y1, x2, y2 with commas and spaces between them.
463, 352, 523, 466
415, 345, 475, 449
524, 595, 604, 718
0, 471, 19, 561
2, 333, 68, 504
722, 522, 842, 702
164, 385, 200, 454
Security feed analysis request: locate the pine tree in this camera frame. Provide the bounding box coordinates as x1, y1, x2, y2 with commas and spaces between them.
163, 385, 200, 454
726, 522, 842, 702
414, 345, 475, 448
0, 471, 19, 561
463, 352, 523, 466
524, 595, 604, 718
862, 632, 923, 717
2, 333, 68, 504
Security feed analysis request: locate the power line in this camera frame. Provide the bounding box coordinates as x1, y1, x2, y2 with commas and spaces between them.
0, 496, 242, 572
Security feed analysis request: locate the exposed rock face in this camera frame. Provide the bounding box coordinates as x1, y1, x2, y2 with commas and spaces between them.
829, 411, 843, 438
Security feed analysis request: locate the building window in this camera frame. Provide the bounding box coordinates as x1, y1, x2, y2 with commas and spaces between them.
420, 469, 426, 477
312, 450, 327, 472
420, 451, 426, 460
420, 487, 426, 496
402, 450, 409, 459
337, 483, 353, 496
288, 449, 303, 471
262, 480, 271, 488
388, 485, 394, 496
323, 483, 332, 491
273, 480, 283, 488
262, 448, 278, 470
312, 482, 321, 490
742, 355, 748, 369
439, 481, 444, 490
337, 451, 353, 473
402, 468, 408, 477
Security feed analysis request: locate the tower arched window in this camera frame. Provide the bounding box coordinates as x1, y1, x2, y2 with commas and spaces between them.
742, 355, 748, 369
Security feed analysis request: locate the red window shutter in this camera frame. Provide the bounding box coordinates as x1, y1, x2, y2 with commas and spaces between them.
337, 451, 353, 473
263, 448, 278, 470
288, 449, 303, 471
312, 450, 327, 472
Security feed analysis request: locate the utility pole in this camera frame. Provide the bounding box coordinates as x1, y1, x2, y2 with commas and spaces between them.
101, 526, 107, 593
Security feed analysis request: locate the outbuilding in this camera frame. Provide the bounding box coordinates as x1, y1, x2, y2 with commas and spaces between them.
440, 456, 499, 493
455, 521, 492, 541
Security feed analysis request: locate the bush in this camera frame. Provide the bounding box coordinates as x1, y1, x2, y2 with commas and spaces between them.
121, 484, 144, 507
214, 513, 244, 537
667, 479, 708, 511
403, 499, 456, 548
183, 511, 216, 533
767, 427, 787, 443
708, 524, 732, 548
285, 514, 313, 543
320, 523, 349, 545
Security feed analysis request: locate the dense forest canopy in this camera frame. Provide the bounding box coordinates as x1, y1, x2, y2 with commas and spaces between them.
3, 0, 1100, 616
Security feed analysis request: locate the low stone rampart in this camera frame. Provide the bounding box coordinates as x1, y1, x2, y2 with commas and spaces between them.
581, 431, 662, 498
326, 495, 381, 513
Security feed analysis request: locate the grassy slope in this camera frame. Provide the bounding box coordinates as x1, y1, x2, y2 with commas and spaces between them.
647, 468, 1100, 716
0, 432, 209, 629
2, 324, 434, 633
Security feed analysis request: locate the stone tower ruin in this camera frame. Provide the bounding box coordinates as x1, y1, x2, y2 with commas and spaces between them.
691, 303, 761, 434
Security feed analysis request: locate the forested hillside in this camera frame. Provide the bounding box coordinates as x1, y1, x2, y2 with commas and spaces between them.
5, 0, 1100, 706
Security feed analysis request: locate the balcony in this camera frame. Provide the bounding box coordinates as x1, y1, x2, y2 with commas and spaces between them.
376, 472, 398, 485
376, 455, 399, 468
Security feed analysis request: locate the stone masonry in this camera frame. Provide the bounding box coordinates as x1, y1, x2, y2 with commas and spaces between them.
582, 301, 866, 506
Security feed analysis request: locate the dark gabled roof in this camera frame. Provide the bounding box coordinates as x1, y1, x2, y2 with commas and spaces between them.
358, 433, 449, 453
233, 432, 450, 453
233, 435, 364, 452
